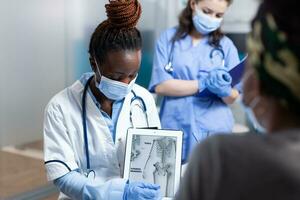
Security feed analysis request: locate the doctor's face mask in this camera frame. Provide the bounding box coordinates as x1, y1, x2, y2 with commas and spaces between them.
93, 51, 140, 100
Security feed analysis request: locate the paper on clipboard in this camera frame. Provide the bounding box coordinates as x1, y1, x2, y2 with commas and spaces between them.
198, 55, 248, 98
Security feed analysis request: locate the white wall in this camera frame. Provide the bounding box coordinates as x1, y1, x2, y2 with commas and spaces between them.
64, 0, 106, 84
63, 0, 184, 83
0, 0, 260, 147
223, 0, 260, 33
0, 0, 112, 147
63, 0, 184, 86
139, 0, 183, 38
0, 0, 66, 147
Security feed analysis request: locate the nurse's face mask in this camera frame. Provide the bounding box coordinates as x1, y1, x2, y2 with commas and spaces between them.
93, 57, 137, 101
193, 7, 223, 35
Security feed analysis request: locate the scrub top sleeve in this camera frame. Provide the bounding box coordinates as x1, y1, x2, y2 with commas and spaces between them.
148, 31, 174, 93
43, 104, 78, 181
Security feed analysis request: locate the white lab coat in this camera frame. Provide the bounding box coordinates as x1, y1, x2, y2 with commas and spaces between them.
43, 79, 161, 199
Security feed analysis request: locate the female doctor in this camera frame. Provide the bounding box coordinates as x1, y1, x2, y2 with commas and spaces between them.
43, 0, 161, 199
149, 0, 240, 163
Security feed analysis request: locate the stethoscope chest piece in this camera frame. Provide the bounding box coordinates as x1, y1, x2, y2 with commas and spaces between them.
164, 62, 174, 74
209, 47, 225, 67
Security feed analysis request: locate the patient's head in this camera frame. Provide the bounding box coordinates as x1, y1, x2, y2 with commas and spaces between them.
243, 0, 300, 132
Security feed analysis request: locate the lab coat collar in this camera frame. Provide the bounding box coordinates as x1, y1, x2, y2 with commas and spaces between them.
69, 79, 134, 144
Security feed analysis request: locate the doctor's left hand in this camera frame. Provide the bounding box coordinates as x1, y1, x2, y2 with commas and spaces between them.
123, 181, 161, 200
206, 68, 233, 97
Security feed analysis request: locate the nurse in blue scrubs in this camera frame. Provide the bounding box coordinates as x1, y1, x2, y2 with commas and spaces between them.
149, 0, 240, 163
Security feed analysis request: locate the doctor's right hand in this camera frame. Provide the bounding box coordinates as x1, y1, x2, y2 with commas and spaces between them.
123, 181, 161, 200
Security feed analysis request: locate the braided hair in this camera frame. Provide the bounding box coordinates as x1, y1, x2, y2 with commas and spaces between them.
89, 0, 142, 65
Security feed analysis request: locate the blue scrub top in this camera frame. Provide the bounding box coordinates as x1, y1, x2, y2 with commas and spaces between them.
148, 27, 240, 162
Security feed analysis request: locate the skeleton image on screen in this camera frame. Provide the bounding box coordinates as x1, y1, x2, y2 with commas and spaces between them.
129, 135, 177, 197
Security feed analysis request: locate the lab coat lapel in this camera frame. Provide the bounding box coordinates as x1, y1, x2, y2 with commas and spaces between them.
74, 80, 113, 144
114, 91, 133, 175
85, 89, 114, 145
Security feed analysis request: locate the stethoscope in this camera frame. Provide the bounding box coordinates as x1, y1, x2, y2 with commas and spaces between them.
164, 41, 175, 74
164, 41, 225, 74
81, 76, 149, 178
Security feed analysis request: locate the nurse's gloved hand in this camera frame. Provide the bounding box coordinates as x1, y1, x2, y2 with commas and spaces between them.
206, 68, 232, 97
123, 181, 161, 200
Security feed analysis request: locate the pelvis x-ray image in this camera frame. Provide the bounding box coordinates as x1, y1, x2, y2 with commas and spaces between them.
129, 135, 177, 197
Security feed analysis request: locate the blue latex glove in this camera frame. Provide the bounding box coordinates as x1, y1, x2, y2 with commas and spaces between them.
123, 181, 161, 200
205, 68, 232, 97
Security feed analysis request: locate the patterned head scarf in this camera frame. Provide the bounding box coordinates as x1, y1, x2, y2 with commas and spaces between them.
247, 11, 300, 114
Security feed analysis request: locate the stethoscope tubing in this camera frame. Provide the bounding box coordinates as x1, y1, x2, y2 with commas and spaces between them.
81, 76, 148, 177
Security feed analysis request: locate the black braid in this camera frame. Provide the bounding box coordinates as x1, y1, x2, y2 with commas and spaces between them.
88, 0, 142, 64
89, 24, 142, 64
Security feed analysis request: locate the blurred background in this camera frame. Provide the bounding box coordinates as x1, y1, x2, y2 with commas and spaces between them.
0, 0, 259, 199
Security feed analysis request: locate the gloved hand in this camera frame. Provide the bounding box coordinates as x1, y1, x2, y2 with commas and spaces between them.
205, 68, 232, 97
123, 181, 161, 200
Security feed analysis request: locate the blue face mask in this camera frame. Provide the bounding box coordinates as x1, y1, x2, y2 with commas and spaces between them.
192, 7, 223, 35
94, 58, 137, 100
96, 75, 137, 100
243, 97, 267, 134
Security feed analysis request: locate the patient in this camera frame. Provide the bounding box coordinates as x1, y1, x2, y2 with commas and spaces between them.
175, 0, 300, 199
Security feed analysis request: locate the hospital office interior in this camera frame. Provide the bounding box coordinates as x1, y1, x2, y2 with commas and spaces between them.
0, 0, 259, 199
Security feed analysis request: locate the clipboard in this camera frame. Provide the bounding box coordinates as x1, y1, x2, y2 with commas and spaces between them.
198, 55, 248, 98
